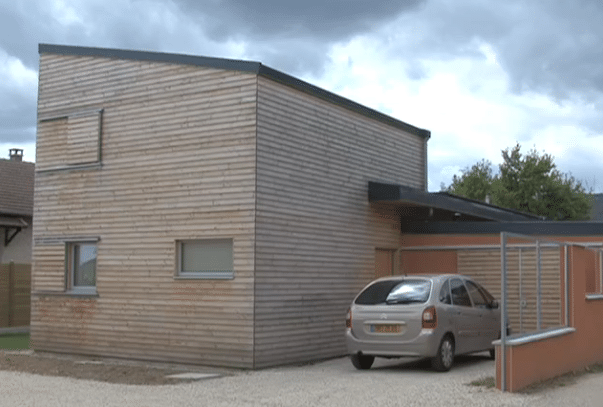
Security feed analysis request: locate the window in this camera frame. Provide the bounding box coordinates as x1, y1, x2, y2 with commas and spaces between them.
439, 279, 451, 304
177, 239, 234, 279
68, 242, 97, 293
37, 109, 103, 171
354, 279, 431, 305
450, 278, 472, 307
465, 280, 489, 308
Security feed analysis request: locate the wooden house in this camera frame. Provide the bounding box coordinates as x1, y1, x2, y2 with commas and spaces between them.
33, 44, 430, 368
34, 44, 603, 369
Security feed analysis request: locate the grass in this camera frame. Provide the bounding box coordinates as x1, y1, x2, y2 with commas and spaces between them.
469, 376, 496, 389
0, 334, 30, 350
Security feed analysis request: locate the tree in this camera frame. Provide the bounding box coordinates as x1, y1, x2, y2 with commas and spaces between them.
442, 144, 592, 220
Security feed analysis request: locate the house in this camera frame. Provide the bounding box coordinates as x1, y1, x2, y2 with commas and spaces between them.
33, 44, 433, 368
33, 44, 603, 369
0, 148, 34, 328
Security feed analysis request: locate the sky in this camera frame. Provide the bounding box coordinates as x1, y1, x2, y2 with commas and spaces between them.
2, 0, 603, 192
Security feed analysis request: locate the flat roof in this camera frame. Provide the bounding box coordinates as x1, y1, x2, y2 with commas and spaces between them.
369, 181, 543, 222
38, 44, 431, 140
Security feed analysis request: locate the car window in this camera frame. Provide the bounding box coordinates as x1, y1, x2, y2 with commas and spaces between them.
450, 278, 472, 307
354, 280, 401, 305
354, 279, 431, 305
439, 279, 451, 304
386, 280, 431, 304
465, 280, 489, 308
475, 282, 495, 304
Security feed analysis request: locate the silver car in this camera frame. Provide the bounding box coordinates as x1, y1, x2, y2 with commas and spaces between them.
345, 274, 501, 371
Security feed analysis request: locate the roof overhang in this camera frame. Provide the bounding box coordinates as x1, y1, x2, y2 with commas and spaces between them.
369, 181, 543, 223
0, 215, 29, 246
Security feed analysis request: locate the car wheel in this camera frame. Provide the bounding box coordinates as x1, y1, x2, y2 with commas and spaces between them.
432, 335, 454, 372
489, 348, 496, 360
350, 354, 374, 370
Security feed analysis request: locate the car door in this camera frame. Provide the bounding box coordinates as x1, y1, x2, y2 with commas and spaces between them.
449, 277, 482, 354
464, 279, 498, 350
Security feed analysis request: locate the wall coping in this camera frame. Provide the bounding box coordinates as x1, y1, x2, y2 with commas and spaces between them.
586, 294, 603, 301
493, 327, 576, 347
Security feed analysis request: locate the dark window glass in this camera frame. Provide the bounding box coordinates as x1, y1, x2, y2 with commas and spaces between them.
73, 243, 96, 287
465, 280, 488, 308
450, 278, 472, 307
355, 279, 431, 305
439, 279, 451, 304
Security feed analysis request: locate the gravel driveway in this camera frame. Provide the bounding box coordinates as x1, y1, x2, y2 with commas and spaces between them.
2, 353, 601, 407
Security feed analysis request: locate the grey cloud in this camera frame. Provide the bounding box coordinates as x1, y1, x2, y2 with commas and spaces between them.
174, 0, 425, 41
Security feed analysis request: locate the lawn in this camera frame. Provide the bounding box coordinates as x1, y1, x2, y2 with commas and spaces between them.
0, 334, 30, 350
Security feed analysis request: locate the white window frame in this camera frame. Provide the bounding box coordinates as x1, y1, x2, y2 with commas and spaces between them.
66, 241, 98, 295
175, 238, 234, 280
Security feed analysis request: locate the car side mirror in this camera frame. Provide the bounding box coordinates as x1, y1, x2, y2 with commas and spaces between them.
489, 300, 499, 309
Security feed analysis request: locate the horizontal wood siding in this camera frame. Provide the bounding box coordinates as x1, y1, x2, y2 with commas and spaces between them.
0, 263, 31, 328
254, 77, 426, 367
457, 248, 562, 333
33, 54, 257, 367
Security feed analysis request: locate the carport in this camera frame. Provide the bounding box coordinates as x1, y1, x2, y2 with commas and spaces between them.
370, 181, 603, 391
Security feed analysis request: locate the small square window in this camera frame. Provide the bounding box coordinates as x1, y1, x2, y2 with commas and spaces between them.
67, 242, 97, 293
177, 239, 234, 279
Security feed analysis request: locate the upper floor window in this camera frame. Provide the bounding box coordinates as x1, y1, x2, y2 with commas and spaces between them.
37, 109, 103, 171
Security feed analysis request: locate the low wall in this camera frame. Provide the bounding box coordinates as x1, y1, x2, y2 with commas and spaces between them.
496, 246, 603, 391
0, 263, 31, 328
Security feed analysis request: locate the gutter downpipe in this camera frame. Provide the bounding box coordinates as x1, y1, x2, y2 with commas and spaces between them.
500, 232, 508, 392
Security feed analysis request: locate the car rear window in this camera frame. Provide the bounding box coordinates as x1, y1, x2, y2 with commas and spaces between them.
355, 279, 432, 305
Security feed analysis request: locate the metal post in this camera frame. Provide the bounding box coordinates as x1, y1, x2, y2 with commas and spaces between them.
519, 248, 523, 334
536, 240, 542, 331
500, 232, 508, 392
599, 250, 602, 294
564, 245, 569, 327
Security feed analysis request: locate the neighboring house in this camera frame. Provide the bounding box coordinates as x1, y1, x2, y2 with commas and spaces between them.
0, 148, 34, 328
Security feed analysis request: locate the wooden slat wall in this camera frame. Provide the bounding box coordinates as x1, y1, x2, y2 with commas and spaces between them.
33, 53, 258, 367
457, 248, 562, 333
254, 77, 427, 367
0, 263, 31, 328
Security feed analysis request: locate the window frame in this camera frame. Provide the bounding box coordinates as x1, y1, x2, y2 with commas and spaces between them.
37, 108, 104, 173
175, 238, 234, 280
66, 241, 98, 295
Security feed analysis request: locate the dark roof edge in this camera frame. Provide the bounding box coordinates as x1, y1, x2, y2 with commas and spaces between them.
38, 44, 431, 140
38, 43, 262, 74
369, 181, 541, 222
402, 221, 603, 236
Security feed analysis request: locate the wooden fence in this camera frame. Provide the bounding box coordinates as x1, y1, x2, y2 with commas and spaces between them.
0, 263, 31, 328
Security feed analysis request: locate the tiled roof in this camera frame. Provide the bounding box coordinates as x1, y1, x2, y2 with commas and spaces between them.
0, 158, 35, 217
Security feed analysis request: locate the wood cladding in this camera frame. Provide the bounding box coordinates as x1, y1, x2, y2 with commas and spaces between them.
458, 247, 562, 333
33, 51, 427, 368
33, 53, 258, 368
253, 77, 426, 367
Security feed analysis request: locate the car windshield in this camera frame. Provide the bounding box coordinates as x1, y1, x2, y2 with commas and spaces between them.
355, 279, 431, 305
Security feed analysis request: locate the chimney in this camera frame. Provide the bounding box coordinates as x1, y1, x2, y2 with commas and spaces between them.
9, 148, 23, 162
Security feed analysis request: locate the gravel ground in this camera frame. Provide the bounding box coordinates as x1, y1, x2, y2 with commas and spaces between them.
1, 351, 602, 407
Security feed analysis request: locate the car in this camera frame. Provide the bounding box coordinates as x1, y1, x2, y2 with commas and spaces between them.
345, 274, 501, 371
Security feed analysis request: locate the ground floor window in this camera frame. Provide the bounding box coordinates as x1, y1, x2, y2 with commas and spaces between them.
176, 238, 234, 279
67, 242, 97, 294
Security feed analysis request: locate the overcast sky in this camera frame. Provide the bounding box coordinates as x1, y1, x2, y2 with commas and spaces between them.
2, 0, 603, 191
